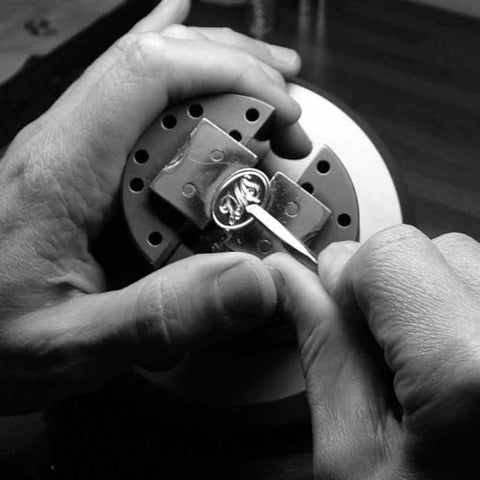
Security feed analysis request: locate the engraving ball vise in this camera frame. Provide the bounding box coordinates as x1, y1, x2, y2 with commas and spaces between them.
122, 94, 359, 267
121, 83, 405, 420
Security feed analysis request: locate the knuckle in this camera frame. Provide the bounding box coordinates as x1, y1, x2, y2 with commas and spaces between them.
117, 32, 168, 73
241, 51, 262, 70
221, 26, 235, 37
14, 120, 41, 143
162, 23, 190, 39
364, 224, 427, 259
7, 117, 49, 157
256, 38, 275, 57
263, 65, 285, 86
353, 225, 429, 291
234, 53, 263, 86
132, 32, 166, 63
220, 27, 242, 44
114, 32, 139, 53
135, 276, 183, 348
434, 232, 477, 251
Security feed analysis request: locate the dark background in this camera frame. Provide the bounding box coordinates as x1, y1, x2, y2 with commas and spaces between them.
1, 0, 480, 478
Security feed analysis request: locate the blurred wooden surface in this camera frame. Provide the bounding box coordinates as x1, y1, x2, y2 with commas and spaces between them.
0, 0, 124, 84
408, 0, 480, 18
190, 0, 480, 242
2, 0, 480, 478
0, 0, 158, 146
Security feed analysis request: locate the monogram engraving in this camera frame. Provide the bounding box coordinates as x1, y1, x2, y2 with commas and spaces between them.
218, 175, 263, 226
212, 169, 270, 230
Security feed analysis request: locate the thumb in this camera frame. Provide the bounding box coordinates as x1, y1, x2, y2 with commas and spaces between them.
79, 252, 278, 362
264, 253, 401, 480
15, 253, 277, 402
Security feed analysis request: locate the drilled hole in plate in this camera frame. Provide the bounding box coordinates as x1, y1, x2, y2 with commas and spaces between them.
245, 108, 260, 122
188, 103, 204, 118
148, 231, 163, 246
229, 130, 242, 142
301, 182, 314, 194
316, 160, 330, 174
161, 114, 177, 129
134, 149, 149, 164
129, 178, 144, 192
338, 213, 352, 227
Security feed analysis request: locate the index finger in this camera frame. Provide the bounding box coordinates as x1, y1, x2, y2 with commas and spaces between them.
74, 35, 301, 158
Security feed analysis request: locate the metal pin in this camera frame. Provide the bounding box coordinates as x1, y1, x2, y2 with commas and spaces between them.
245, 204, 318, 266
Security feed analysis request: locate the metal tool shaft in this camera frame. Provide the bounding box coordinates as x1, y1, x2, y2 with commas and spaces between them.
245, 204, 318, 266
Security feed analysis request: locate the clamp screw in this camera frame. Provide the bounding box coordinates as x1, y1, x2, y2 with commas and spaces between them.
182, 183, 197, 198
210, 149, 225, 163
285, 201, 299, 217
257, 238, 273, 254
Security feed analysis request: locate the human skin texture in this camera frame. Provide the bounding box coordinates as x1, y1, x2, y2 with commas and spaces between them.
267, 225, 480, 480
0, 0, 304, 413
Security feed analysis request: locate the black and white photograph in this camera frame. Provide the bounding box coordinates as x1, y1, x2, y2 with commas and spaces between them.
0, 0, 479, 478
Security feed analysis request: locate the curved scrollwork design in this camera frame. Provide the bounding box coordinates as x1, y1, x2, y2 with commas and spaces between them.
218, 175, 263, 226
212, 169, 270, 230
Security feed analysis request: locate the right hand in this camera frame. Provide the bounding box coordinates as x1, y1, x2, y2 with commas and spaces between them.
266, 225, 480, 479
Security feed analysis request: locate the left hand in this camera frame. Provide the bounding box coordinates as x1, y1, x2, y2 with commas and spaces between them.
0, 0, 302, 412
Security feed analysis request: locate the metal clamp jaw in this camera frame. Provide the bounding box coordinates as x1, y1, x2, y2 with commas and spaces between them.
122, 93, 359, 269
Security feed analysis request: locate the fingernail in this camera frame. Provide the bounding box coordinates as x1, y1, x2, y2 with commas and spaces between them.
266, 264, 286, 306
265, 264, 288, 325
290, 97, 302, 118
217, 261, 275, 321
